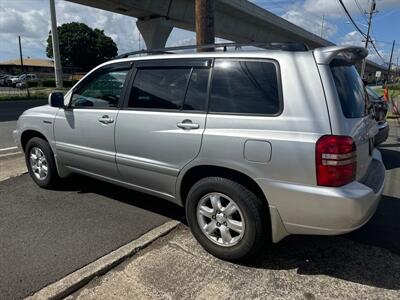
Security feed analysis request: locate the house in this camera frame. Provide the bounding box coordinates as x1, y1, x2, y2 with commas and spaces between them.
0, 58, 54, 77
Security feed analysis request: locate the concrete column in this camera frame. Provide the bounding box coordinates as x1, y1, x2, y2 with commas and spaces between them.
136, 17, 173, 50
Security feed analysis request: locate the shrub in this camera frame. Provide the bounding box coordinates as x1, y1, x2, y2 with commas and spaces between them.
41, 80, 75, 88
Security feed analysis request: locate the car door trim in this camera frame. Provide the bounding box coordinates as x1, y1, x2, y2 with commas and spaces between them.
56, 142, 115, 163
116, 153, 179, 176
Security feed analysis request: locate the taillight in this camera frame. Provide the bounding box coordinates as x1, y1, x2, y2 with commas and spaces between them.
316, 135, 357, 187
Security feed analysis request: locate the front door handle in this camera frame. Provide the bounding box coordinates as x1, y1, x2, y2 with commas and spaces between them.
98, 115, 114, 124
177, 119, 200, 130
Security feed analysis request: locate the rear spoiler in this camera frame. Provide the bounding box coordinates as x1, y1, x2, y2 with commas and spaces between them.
313, 46, 368, 65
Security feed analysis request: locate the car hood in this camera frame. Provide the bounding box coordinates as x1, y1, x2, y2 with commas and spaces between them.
20, 104, 59, 119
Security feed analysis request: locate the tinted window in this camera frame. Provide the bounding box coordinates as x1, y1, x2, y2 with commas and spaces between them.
129, 68, 191, 109
209, 60, 280, 115
71, 70, 128, 108
183, 68, 209, 111
330, 64, 366, 118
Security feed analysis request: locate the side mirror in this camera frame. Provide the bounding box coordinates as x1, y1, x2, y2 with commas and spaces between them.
48, 92, 64, 108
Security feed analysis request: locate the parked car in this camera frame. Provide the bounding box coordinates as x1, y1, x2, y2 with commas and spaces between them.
19, 73, 39, 82
5, 74, 39, 88
365, 86, 389, 145
0, 74, 10, 86
6, 75, 21, 87
14, 44, 385, 261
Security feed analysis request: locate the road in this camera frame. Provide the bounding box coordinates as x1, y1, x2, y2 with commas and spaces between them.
0, 99, 47, 149
0, 174, 183, 300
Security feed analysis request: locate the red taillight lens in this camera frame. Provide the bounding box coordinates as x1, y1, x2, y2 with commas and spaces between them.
316, 135, 357, 187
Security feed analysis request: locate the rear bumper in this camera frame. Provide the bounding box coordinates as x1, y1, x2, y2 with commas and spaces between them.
257, 149, 385, 240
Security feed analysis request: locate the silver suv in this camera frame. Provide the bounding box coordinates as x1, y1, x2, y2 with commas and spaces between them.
14, 44, 385, 261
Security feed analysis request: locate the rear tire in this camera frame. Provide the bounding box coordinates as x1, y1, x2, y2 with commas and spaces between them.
25, 137, 59, 188
185, 176, 270, 261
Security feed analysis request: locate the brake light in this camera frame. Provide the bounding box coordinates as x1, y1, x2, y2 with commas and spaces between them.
316, 135, 357, 187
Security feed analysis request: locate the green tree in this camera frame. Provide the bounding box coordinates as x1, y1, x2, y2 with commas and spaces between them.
47, 22, 118, 71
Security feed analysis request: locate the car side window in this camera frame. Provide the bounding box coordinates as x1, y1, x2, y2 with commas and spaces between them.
183, 68, 209, 111
128, 68, 191, 110
209, 59, 281, 115
70, 69, 129, 108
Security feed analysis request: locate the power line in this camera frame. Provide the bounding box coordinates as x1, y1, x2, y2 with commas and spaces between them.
337, 0, 367, 38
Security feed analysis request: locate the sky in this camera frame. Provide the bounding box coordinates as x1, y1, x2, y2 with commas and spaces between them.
0, 0, 399, 66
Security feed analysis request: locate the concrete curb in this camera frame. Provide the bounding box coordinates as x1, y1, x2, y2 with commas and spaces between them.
26, 220, 180, 300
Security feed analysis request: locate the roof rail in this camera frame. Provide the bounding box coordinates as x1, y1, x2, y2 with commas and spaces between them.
115, 42, 309, 59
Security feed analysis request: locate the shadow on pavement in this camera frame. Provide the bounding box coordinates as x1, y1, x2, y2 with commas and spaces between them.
49, 174, 185, 222
379, 143, 400, 148
380, 148, 400, 170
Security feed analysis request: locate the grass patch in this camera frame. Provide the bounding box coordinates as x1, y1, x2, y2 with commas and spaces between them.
372, 86, 400, 99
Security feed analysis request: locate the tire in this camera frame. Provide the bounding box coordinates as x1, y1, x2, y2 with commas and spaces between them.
185, 176, 270, 261
25, 137, 59, 188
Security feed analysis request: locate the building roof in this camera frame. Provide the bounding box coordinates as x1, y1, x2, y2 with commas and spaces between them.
0, 58, 54, 68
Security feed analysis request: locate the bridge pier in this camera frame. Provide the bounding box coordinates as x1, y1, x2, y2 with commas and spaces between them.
136, 17, 173, 49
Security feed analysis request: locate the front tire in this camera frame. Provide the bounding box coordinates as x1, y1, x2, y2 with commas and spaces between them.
25, 137, 59, 188
185, 177, 270, 261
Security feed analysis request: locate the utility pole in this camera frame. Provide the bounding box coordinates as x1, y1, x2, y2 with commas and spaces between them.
387, 40, 396, 81
195, 0, 215, 52
49, 0, 63, 88
18, 36, 30, 97
360, 0, 376, 79
18, 36, 24, 76
320, 15, 325, 39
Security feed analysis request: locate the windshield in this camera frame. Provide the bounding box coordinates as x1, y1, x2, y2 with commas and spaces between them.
330, 64, 366, 118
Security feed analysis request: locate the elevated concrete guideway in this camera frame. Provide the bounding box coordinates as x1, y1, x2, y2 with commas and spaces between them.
66, 0, 385, 73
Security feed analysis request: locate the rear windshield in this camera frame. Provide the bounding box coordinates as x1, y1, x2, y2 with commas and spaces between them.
330, 64, 366, 118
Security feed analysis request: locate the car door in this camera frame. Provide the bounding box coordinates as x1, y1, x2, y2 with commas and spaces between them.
115, 59, 210, 198
54, 62, 131, 179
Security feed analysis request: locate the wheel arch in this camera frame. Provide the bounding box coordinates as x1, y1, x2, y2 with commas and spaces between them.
178, 165, 268, 209
177, 164, 290, 243
21, 130, 48, 152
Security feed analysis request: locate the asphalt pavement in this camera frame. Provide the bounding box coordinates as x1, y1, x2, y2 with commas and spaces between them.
0, 174, 184, 300
0, 99, 47, 149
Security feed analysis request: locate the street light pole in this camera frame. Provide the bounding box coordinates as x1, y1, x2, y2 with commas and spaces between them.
195, 0, 215, 52
360, 0, 376, 79
49, 0, 63, 88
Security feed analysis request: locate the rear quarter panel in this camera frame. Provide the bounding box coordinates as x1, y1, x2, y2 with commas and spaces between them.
177, 52, 332, 206
317, 64, 377, 180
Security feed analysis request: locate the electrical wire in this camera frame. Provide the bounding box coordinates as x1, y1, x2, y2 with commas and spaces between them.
337, 0, 367, 37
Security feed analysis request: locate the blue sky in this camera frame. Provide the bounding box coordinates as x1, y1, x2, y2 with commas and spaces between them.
0, 0, 399, 66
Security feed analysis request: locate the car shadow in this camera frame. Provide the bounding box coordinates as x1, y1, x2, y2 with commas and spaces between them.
49, 174, 185, 222
244, 194, 400, 290
379, 148, 400, 170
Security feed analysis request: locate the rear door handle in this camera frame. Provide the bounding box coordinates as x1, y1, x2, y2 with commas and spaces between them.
98, 115, 114, 124
177, 120, 200, 130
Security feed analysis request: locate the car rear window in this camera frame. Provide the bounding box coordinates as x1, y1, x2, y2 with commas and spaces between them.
330, 63, 366, 118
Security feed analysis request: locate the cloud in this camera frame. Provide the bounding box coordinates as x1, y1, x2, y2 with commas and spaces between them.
339, 30, 364, 46
0, 0, 142, 60
281, 9, 337, 39
56, 1, 140, 54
